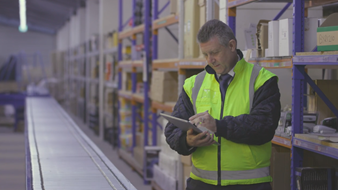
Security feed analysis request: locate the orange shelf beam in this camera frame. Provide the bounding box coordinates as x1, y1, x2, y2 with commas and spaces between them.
153, 59, 179, 69
152, 101, 175, 113
153, 14, 179, 30
179, 58, 207, 69
132, 93, 144, 103
118, 29, 133, 39
133, 24, 145, 35
272, 135, 291, 149
118, 90, 133, 100
248, 58, 293, 69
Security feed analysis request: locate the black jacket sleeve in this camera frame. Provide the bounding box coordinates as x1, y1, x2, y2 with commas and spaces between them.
215, 76, 281, 145
164, 89, 197, 155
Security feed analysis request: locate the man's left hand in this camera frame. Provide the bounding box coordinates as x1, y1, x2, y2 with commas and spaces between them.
189, 111, 217, 133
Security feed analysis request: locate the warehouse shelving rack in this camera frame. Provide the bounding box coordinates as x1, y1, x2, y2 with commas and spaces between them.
226, 0, 298, 150
117, 0, 153, 183
102, 45, 119, 147
229, 0, 338, 189
85, 40, 100, 135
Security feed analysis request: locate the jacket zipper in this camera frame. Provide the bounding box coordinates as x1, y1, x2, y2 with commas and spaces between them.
218, 99, 224, 185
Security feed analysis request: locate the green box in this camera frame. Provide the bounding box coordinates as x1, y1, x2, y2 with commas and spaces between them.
317, 25, 338, 51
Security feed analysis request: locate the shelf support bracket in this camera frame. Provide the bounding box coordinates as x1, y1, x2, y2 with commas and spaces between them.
165, 26, 178, 43
300, 68, 338, 118
158, 1, 170, 15
273, 2, 291, 21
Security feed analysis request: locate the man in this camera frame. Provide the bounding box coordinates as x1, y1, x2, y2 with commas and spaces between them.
164, 19, 281, 190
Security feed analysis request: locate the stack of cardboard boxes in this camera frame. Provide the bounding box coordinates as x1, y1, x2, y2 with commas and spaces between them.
153, 120, 180, 190
181, 155, 192, 190
119, 98, 132, 151
150, 71, 178, 103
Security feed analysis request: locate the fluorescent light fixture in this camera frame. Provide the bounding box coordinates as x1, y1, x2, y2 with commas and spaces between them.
19, 0, 28, 32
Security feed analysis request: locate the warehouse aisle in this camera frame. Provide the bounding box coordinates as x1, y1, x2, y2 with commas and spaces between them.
68, 111, 152, 190
0, 127, 25, 190
0, 112, 151, 190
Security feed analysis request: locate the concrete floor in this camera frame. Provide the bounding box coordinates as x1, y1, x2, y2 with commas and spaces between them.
0, 111, 151, 190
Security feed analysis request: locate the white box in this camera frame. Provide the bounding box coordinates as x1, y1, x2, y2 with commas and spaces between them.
154, 165, 177, 190
268, 20, 279, 57
220, 0, 226, 9
159, 152, 178, 178
304, 18, 321, 52
279, 19, 293, 57
265, 48, 270, 57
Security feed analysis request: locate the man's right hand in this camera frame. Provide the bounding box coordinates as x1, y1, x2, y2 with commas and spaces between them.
186, 129, 215, 147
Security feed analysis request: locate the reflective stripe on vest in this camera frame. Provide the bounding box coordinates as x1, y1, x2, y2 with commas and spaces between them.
191, 70, 206, 114
192, 164, 270, 180
192, 64, 262, 114
249, 64, 262, 110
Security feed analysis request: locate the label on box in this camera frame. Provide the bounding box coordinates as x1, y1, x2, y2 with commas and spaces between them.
317, 31, 338, 46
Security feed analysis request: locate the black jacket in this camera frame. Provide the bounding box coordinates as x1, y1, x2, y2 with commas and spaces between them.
164, 50, 281, 155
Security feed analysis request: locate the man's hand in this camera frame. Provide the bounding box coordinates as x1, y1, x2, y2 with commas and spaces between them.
186, 129, 215, 147
189, 111, 217, 133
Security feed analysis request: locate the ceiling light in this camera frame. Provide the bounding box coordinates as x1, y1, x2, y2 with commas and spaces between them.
19, 0, 28, 32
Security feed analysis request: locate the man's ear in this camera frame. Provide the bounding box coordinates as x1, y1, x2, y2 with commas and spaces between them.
228, 39, 237, 52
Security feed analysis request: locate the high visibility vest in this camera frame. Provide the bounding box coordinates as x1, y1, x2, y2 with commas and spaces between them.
183, 59, 277, 186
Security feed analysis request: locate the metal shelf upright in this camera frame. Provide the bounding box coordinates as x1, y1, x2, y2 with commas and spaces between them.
291, 0, 338, 182
117, 0, 153, 183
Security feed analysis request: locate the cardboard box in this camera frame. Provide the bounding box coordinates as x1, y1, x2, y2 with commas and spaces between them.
170, 0, 177, 14
133, 146, 144, 167
136, 132, 143, 147
317, 13, 338, 51
151, 71, 178, 102
270, 145, 291, 190
304, 18, 321, 52
268, 20, 279, 57
184, 0, 200, 58
181, 155, 192, 166
279, 18, 293, 56
0, 82, 19, 93
307, 80, 338, 123
256, 20, 269, 57
183, 165, 192, 190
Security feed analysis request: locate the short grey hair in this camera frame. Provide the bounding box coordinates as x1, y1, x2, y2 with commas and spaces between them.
197, 19, 237, 47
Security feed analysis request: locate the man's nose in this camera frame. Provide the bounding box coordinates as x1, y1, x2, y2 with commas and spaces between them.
208, 55, 215, 64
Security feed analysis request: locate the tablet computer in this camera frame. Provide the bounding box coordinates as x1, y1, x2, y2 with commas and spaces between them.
160, 113, 220, 146
160, 113, 202, 133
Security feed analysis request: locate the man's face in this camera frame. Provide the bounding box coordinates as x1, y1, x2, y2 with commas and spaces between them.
200, 36, 236, 75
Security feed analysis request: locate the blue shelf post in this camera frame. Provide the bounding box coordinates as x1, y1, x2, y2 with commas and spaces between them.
132, 68, 137, 151
227, 7, 236, 37
151, 0, 159, 146
143, 0, 151, 184
291, 1, 305, 190
131, 0, 137, 153
152, 0, 159, 60
117, 0, 123, 149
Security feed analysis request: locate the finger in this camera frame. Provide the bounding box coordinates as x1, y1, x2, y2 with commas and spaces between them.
189, 112, 208, 121
195, 131, 208, 139
208, 134, 215, 145
187, 129, 194, 136
199, 133, 212, 144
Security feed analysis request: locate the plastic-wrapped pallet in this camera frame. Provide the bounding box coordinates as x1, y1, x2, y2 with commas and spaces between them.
159, 152, 178, 177
154, 164, 177, 190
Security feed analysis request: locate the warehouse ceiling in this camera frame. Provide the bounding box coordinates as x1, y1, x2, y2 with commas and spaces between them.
0, 0, 85, 35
